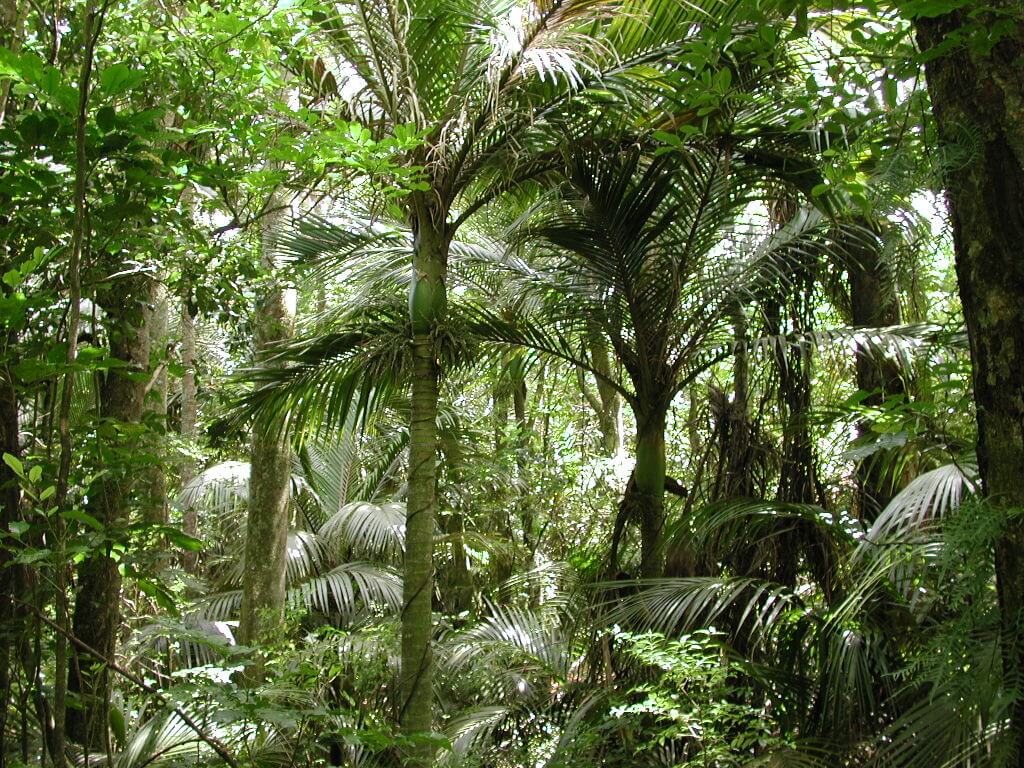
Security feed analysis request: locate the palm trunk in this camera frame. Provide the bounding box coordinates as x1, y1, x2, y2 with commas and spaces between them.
916, 10, 1024, 760
67, 273, 154, 751
238, 200, 294, 647
400, 207, 447, 766
628, 407, 668, 578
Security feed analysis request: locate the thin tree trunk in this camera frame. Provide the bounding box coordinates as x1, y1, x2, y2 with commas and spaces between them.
491, 359, 509, 453
179, 298, 199, 571
62, 4, 126, 753
511, 362, 533, 554
846, 219, 905, 521
400, 205, 447, 767
0, 347, 20, 768
916, 9, 1024, 760
143, 283, 169, 525
238, 200, 294, 647
579, 328, 621, 456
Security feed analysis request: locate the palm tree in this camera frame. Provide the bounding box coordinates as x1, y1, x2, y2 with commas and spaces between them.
275, 1, 745, 757
469, 140, 827, 577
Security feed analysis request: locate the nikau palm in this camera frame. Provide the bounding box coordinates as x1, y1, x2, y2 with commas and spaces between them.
472, 143, 809, 576
284, 0, 731, 758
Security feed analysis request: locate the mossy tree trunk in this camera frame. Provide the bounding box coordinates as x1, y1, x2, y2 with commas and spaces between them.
578, 328, 621, 456
916, 9, 1024, 759
238, 201, 295, 647
635, 408, 668, 578
400, 201, 447, 767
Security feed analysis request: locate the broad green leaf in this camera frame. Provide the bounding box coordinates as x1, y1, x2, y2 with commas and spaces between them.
62, 509, 105, 532
96, 105, 117, 132
99, 64, 145, 98
2, 453, 23, 478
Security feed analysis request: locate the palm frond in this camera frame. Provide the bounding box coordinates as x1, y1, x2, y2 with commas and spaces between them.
320, 500, 406, 561
115, 711, 210, 768
198, 561, 401, 622
447, 603, 573, 681
866, 461, 979, 545
290, 561, 403, 618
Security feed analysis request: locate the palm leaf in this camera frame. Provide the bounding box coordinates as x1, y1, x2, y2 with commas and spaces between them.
320, 500, 406, 561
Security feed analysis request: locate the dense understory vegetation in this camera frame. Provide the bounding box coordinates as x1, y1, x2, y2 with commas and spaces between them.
0, 0, 1022, 765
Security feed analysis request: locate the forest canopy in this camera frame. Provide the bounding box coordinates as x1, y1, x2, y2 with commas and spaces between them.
0, 0, 1023, 766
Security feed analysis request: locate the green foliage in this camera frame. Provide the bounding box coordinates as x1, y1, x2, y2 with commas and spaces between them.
608, 630, 787, 766
0, 0, 1004, 766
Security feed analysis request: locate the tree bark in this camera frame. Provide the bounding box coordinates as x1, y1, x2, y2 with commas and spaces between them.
179, 297, 199, 571
66, 4, 147, 750
621, 407, 668, 578
0, 344, 20, 768
713, 305, 755, 501
67, 272, 155, 751
588, 329, 621, 456
143, 283, 169, 525
916, 8, 1024, 759
400, 204, 447, 766
846, 219, 905, 521
238, 200, 295, 647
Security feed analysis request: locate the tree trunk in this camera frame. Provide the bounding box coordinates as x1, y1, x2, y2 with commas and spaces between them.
626, 407, 668, 578
511, 361, 533, 554
67, 272, 155, 751
846, 218, 905, 521
0, 346, 20, 768
713, 305, 755, 501
143, 283, 169, 525
916, 9, 1024, 759
238, 201, 295, 647
400, 205, 447, 767
179, 298, 199, 571
589, 329, 621, 456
